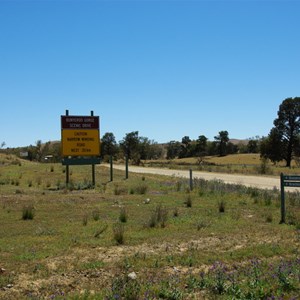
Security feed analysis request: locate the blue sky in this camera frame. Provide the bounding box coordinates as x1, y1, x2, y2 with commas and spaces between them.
0, 0, 299, 148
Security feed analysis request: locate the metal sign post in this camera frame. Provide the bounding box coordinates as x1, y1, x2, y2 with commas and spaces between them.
280, 173, 300, 224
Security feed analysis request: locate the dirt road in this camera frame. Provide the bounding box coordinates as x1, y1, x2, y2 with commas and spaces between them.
104, 164, 287, 191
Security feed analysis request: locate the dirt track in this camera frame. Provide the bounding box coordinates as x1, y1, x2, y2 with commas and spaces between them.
104, 164, 292, 191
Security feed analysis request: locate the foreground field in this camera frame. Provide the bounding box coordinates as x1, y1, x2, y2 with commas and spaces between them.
0, 154, 299, 299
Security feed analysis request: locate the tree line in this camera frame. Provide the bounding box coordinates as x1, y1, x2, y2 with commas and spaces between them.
1, 97, 299, 167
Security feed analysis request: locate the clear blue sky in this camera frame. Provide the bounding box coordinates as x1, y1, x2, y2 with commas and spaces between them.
1, 0, 299, 148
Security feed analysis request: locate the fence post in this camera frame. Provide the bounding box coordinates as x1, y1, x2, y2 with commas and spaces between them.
110, 155, 113, 182
189, 169, 193, 191
125, 156, 129, 179
280, 173, 286, 224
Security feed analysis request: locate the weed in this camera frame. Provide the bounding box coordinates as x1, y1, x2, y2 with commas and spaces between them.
94, 224, 108, 238
82, 214, 88, 226
114, 184, 126, 195
184, 195, 192, 208
0, 273, 14, 289
92, 208, 100, 221
175, 180, 182, 192
265, 212, 273, 223
22, 205, 35, 220
218, 200, 226, 213
119, 206, 128, 223
113, 222, 125, 245
133, 183, 148, 195
197, 220, 209, 230
106, 274, 141, 300
173, 207, 179, 217
36, 177, 42, 186
147, 204, 168, 228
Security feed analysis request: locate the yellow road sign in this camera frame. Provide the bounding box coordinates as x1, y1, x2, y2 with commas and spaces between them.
62, 129, 100, 156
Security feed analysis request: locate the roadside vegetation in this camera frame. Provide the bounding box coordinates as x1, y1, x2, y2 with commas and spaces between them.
0, 153, 299, 299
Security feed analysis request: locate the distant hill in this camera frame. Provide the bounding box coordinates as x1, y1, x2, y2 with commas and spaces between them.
229, 139, 248, 145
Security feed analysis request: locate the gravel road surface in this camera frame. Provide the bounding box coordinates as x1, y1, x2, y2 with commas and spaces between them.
103, 164, 289, 191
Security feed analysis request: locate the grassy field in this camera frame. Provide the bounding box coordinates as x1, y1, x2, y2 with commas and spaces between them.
0, 154, 300, 299
143, 154, 300, 176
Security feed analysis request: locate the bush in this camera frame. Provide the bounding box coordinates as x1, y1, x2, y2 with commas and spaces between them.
133, 183, 148, 195
92, 208, 100, 221
82, 214, 88, 226
184, 195, 192, 208
147, 204, 168, 228
218, 200, 226, 213
173, 207, 179, 217
119, 207, 128, 223
113, 222, 125, 245
22, 205, 35, 220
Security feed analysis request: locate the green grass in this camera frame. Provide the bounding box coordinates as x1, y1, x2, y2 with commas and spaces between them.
0, 153, 299, 299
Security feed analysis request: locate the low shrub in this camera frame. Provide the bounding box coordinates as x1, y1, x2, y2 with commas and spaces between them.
113, 222, 125, 245
218, 200, 226, 213
92, 208, 100, 221
184, 195, 192, 208
22, 205, 35, 220
119, 207, 128, 223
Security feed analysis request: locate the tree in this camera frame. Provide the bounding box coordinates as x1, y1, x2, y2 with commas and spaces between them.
119, 131, 140, 163
214, 131, 229, 156
260, 129, 283, 164
101, 132, 118, 158
195, 135, 208, 156
263, 97, 300, 167
166, 141, 181, 159
247, 139, 259, 153
138, 137, 163, 160
179, 136, 191, 158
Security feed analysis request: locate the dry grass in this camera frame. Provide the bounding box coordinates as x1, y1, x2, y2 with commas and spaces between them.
0, 154, 299, 299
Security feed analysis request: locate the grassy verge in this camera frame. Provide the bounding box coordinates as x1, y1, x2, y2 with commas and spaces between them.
0, 154, 299, 299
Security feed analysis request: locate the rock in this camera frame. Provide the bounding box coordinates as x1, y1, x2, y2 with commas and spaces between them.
128, 272, 137, 280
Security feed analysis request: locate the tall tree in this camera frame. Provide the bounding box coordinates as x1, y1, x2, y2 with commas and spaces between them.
166, 141, 181, 159
101, 132, 117, 157
119, 131, 140, 160
196, 135, 208, 156
214, 131, 229, 156
263, 97, 300, 167
179, 136, 191, 158
260, 128, 283, 164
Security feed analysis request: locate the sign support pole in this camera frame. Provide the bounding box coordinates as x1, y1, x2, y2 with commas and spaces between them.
125, 156, 129, 179
110, 155, 113, 182
189, 169, 193, 191
280, 173, 286, 224
65, 110, 70, 186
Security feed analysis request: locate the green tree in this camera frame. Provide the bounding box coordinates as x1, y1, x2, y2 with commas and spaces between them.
195, 135, 208, 156
166, 141, 181, 159
247, 139, 259, 153
119, 131, 140, 163
139, 137, 163, 160
179, 136, 191, 158
214, 131, 229, 156
260, 129, 283, 164
101, 132, 118, 158
263, 97, 300, 167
